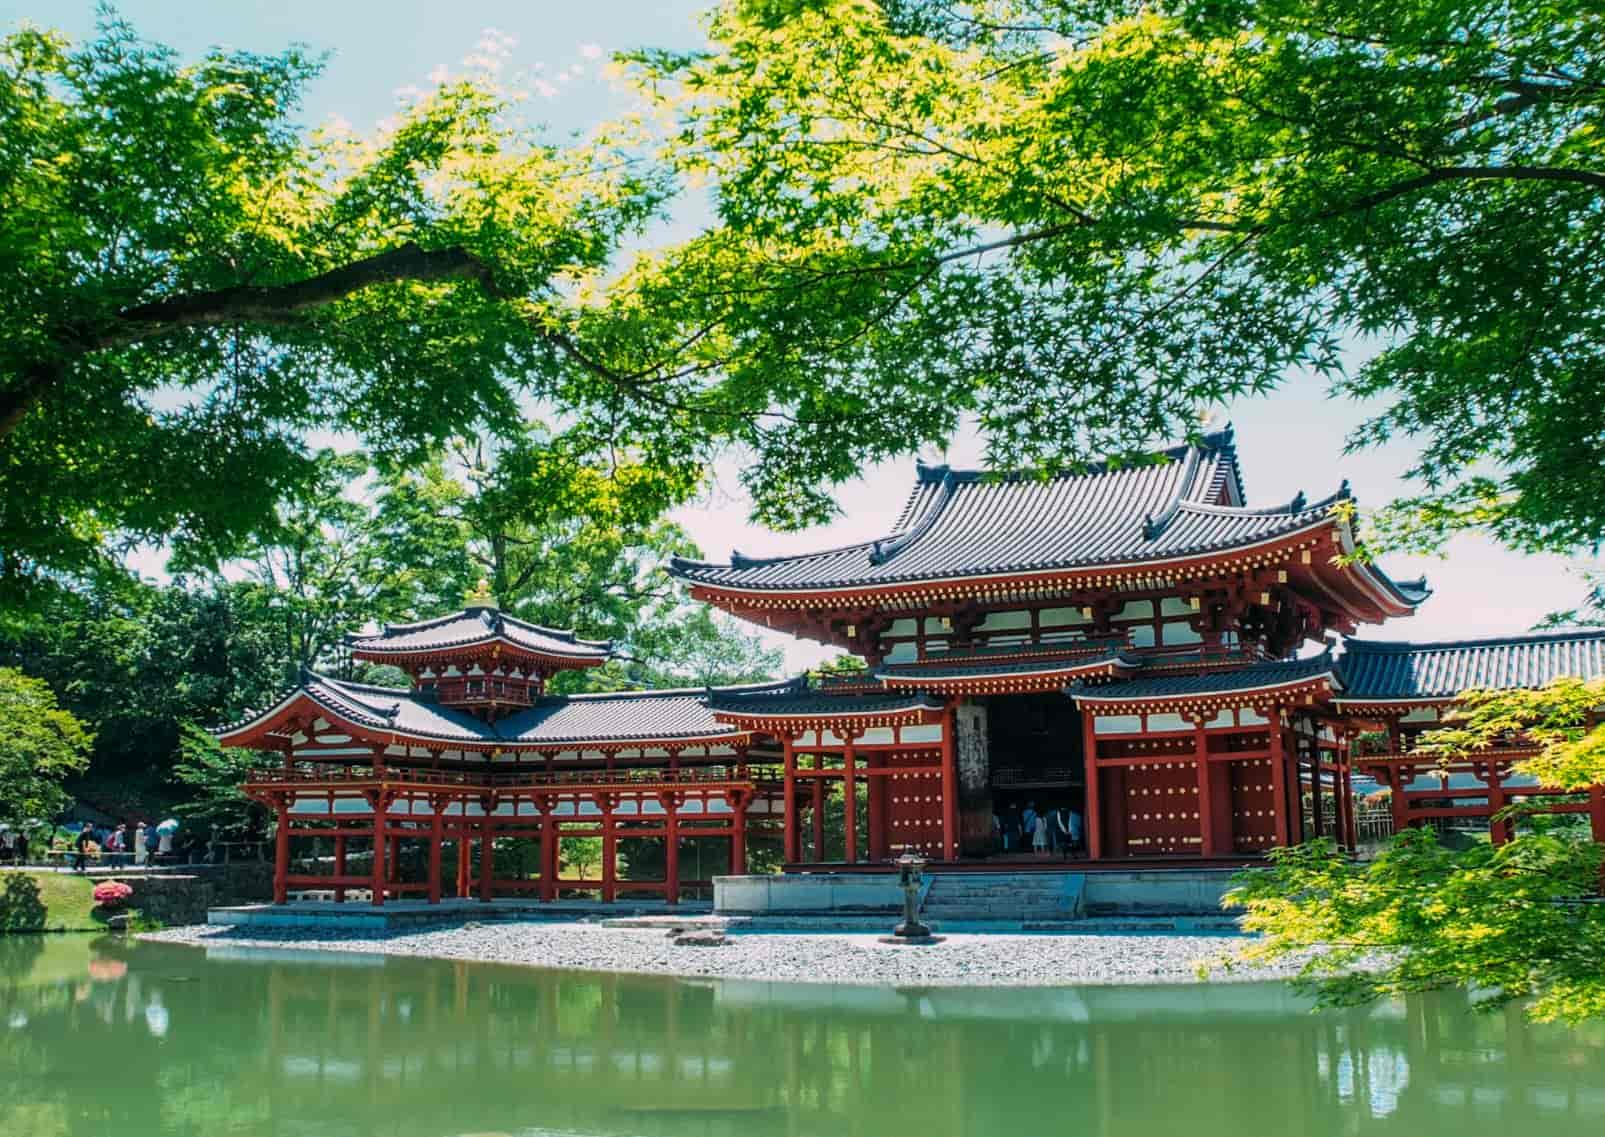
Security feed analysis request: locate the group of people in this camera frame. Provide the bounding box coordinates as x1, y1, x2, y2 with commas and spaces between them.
0, 827, 32, 865
993, 800, 1084, 858
74, 822, 172, 871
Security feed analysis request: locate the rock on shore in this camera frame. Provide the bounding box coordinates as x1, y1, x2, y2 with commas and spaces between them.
141, 921, 1306, 987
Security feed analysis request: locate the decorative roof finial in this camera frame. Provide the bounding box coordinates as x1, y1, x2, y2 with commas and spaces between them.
465, 578, 499, 610
1289, 490, 1306, 513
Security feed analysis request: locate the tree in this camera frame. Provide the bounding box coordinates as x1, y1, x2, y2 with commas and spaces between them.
623, 0, 1605, 545
170, 722, 268, 840
1227, 677, 1605, 1023
374, 427, 780, 691
0, 580, 294, 813
218, 449, 428, 670
0, 667, 93, 823
0, 13, 666, 607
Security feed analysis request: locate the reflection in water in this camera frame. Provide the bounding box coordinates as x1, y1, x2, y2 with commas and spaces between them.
2, 934, 1604, 1137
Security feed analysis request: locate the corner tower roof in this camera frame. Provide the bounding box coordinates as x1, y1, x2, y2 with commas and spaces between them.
1336, 628, 1605, 703
345, 606, 611, 668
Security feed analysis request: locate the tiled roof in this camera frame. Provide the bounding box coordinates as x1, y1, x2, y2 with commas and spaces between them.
222, 674, 799, 747
705, 689, 944, 719
1337, 630, 1605, 700
1070, 655, 1338, 703
346, 606, 610, 660
670, 428, 1412, 595
876, 652, 1137, 682
299, 673, 494, 743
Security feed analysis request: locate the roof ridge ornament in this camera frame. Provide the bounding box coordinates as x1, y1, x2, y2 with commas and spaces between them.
1289, 490, 1306, 514
870, 467, 957, 564
465, 578, 499, 610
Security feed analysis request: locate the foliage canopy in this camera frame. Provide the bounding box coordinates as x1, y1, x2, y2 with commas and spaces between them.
1229, 677, 1605, 1022
625, 0, 1605, 542
0, 666, 93, 823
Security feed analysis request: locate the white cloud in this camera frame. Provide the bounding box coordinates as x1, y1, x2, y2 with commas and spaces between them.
533, 78, 559, 99
578, 42, 604, 60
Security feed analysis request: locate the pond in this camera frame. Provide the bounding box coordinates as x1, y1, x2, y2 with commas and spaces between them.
2, 935, 1603, 1136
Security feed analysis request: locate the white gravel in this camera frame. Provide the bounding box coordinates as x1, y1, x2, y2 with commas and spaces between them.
140, 921, 1306, 987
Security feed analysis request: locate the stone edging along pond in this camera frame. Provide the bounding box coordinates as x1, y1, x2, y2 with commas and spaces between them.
140, 919, 1313, 988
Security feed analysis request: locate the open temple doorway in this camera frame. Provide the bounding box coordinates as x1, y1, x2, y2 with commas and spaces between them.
980, 693, 1087, 860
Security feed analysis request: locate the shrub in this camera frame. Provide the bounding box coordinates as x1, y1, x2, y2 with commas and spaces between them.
92, 880, 134, 909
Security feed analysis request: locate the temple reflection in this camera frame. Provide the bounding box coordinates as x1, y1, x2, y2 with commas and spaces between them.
2, 937, 1603, 1137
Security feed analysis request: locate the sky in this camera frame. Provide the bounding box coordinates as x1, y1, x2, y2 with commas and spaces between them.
8, 0, 1598, 672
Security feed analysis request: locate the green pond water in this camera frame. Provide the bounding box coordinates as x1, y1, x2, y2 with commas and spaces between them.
3, 936, 1604, 1137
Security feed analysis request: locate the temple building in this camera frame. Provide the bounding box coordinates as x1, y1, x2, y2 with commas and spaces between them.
221, 428, 1605, 905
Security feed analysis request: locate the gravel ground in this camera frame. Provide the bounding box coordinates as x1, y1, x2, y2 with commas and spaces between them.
140, 921, 1307, 987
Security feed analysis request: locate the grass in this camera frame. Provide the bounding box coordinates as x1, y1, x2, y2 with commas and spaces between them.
0, 870, 103, 932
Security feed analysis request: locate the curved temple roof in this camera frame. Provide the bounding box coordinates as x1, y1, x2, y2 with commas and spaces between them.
669, 428, 1426, 611
1337, 629, 1605, 701
218, 673, 804, 749
346, 606, 611, 663
1070, 654, 1340, 706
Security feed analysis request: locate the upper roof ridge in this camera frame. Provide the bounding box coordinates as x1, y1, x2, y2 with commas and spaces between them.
1343, 627, 1605, 653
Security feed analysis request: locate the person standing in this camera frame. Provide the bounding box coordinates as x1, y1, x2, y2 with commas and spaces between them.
14, 829, 28, 866
73, 826, 94, 873
133, 822, 148, 867
157, 827, 173, 861
1021, 801, 1039, 851
106, 824, 125, 865
1032, 811, 1049, 856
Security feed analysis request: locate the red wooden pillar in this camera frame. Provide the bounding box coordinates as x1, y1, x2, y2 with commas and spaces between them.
782, 736, 799, 864
371, 812, 387, 908
867, 751, 888, 861
1591, 785, 1605, 845
478, 817, 494, 903
540, 810, 559, 902
333, 835, 347, 902
601, 801, 618, 903
1081, 710, 1103, 861
940, 706, 959, 862
272, 797, 290, 905
1194, 718, 1222, 857
1338, 737, 1358, 851
728, 793, 748, 875
428, 806, 443, 904
842, 737, 858, 865
455, 825, 470, 898
1387, 766, 1409, 837
811, 754, 825, 860
1310, 742, 1325, 839
1486, 764, 1511, 846
1267, 713, 1291, 849
663, 793, 681, 906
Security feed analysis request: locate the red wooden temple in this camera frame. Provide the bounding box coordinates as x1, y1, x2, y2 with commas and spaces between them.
222, 427, 1605, 904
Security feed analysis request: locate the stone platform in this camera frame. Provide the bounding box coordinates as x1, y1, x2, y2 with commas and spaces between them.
714, 867, 1240, 920
208, 897, 712, 931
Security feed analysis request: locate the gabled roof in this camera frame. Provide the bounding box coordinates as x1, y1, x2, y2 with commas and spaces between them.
669, 429, 1423, 611
876, 651, 1138, 683
1337, 629, 1605, 702
493, 681, 794, 744
705, 688, 944, 719
346, 606, 611, 663
1070, 654, 1339, 706
217, 673, 799, 749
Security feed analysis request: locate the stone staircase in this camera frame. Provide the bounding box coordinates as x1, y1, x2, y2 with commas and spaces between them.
919, 872, 1086, 923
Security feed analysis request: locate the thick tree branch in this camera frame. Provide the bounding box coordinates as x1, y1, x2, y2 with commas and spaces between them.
100, 242, 494, 349
0, 242, 495, 439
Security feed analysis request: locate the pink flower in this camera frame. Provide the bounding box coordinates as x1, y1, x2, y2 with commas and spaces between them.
93, 880, 134, 908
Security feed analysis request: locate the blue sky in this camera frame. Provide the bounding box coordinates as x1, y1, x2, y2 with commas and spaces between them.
8, 1, 1597, 671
